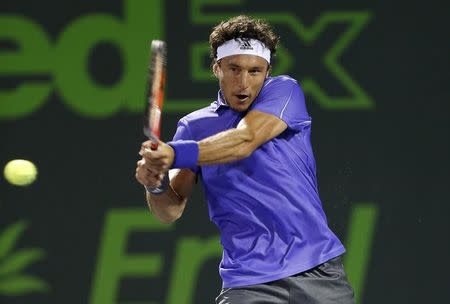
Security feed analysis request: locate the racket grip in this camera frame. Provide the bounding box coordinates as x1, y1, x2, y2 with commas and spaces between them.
150, 141, 159, 150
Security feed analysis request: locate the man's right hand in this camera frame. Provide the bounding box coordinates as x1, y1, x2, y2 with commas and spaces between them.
135, 140, 175, 189
135, 157, 165, 189
135, 142, 197, 223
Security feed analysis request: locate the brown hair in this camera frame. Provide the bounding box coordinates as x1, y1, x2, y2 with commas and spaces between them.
209, 15, 280, 63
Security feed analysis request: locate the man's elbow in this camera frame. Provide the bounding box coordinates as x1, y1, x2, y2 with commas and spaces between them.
235, 144, 255, 159
158, 216, 178, 225
237, 127, 255, 143
148, 205, 184, 224
235, 129, 256, 159
152, 211, 181, 224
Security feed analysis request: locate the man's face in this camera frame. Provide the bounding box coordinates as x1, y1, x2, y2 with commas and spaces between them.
214, 54, 269, 112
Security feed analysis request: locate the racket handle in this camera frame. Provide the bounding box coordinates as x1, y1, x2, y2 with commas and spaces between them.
150, 141, 159, 150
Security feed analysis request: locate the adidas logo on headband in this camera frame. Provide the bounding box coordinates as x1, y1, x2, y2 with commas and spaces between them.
238, 39, 253, 50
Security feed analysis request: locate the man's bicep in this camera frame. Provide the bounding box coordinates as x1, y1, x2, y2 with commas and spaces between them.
237, 110, 287, 147
169, 168, 196, 200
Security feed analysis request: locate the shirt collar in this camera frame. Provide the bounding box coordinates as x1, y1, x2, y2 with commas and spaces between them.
211, 90, 230, 112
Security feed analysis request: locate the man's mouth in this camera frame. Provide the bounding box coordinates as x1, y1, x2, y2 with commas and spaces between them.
236, 94, 249, 102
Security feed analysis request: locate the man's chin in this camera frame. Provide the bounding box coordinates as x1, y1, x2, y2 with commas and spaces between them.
229, 100, 254, 112
230, 104, 250, 112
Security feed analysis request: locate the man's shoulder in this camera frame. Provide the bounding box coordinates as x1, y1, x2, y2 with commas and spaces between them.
178, 103, 220, 126
256, 75, 302, 102
263, 75, 299, 89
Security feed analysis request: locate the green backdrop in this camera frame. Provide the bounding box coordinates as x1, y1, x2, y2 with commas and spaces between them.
1, 0, 449, 303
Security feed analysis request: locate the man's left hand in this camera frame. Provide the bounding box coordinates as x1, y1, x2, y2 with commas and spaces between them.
139, 140, 175, 172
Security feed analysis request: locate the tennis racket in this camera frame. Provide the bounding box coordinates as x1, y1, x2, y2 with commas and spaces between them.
144, 40, 167, 150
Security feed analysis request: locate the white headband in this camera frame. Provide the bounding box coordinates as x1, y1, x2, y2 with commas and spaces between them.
216, 38, 271, 64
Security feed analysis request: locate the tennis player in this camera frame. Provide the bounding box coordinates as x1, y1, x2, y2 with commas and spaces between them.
136, 15, 355, 303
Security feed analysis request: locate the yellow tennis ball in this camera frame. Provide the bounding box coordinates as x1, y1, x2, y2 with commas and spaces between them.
3, 159, 38, 186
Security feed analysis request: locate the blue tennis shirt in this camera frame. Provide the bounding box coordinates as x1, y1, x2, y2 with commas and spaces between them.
172, 75, 345, 288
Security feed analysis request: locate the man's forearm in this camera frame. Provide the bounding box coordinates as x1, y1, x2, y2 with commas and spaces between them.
198, 128, 254, 165
146, 187, 186, 224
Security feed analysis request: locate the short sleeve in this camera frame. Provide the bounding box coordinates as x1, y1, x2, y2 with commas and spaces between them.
250, 76, 311, 132
172, 118, 200, 174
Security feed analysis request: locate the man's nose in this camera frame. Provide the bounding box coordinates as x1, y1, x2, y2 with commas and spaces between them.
238, 71, 249, 89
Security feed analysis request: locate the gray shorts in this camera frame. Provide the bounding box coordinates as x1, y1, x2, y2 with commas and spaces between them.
215, 256, 355, 304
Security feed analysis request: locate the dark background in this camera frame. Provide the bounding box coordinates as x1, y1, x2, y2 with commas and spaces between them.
1, 0, 449, 303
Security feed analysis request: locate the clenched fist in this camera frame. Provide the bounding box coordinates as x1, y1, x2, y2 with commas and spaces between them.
135, 140, 174, 188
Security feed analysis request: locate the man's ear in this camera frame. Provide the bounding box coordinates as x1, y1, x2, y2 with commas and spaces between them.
212, 62, 219, 78
266, 65, 271, 79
